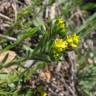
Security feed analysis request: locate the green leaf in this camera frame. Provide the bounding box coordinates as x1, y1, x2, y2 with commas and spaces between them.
76, 13, 96, 38
4, 27, 38, 50
16, 27, 38, 44
82, 3, 96, 10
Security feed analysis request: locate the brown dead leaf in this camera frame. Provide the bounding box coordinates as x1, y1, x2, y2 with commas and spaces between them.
2, 65, 17, 73
40, 71, 51, 81
0, 50, 17, 73
0, 50, 16, 63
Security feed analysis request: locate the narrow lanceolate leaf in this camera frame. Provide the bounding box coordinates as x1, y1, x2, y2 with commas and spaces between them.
82, 3, 96, 10
17, 5, 33, 20
76, 13, 96, 38
4, 27, 38, 50
0, 51, 16, 64
15, 27, 38, 45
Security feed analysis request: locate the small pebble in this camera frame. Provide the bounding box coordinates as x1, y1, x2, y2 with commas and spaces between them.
89, 52, 94, 58
81, 49, 85, 54
83, 42, 88, 49
88, 58, 93, 64
86, 39, 93, 49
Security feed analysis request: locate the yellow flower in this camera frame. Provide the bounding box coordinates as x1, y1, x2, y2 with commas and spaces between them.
55, 18, 67, 36
56, 18, 65, 29
66, 35, 73, 43
54, 38, 67, 52
57, 18, 64, 24
41, 92, 48, 96
66, 33, 79, 48
60, 23, 65, 29
72, 33, 79, 44
71, 43, 77, 48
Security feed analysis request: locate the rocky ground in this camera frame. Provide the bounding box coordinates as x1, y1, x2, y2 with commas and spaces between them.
0, 0, 96, 96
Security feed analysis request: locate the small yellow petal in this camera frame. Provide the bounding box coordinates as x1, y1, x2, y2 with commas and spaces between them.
72, 33, 79, 44
56, 18, 65, 29
41, 92, 47, 96
54, 38, 67, 52
71, 43, 77, 48
66, 33, 79, 48
66, 36, 73, 43
58, 20, 64, 24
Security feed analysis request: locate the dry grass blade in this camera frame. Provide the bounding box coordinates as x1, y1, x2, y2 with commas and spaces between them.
0, 13, 13, 21
0, 34, 16, 41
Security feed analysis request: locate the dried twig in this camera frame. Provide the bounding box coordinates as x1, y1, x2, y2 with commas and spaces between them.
67, 51, 77, 96
69, 7, 85, 24
56, 62, 62, 72
64, 80, 76, 96
12, 3, 17, 21
24, 0, 32, 5
0, 33, 16, 41
0, 13, 12, 21
1, 23, 10, 27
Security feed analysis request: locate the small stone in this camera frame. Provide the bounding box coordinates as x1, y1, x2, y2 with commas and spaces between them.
93, 57, 96, 64
39, 71, 51, 81
55, 89, 59, 93
60, 78, 64, 83
53, 80, 58, 85
24, 60, 34, 68
81, 49, 85, 54
89, 52, 94, 58
52, 78, 56, 81
83, 42, 88, 49
88, 58, 93, 64
59, 92, 64, 96
86, 39, 93, 49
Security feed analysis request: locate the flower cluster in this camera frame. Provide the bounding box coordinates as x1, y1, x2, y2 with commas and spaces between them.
55, 18, 66, 36
66, 33, 79, 48
53, 33, 79, 60
56, 18, 65, 29
54, 38, 67, 52
50, 18, 80, 60
54, 33, 79, 50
